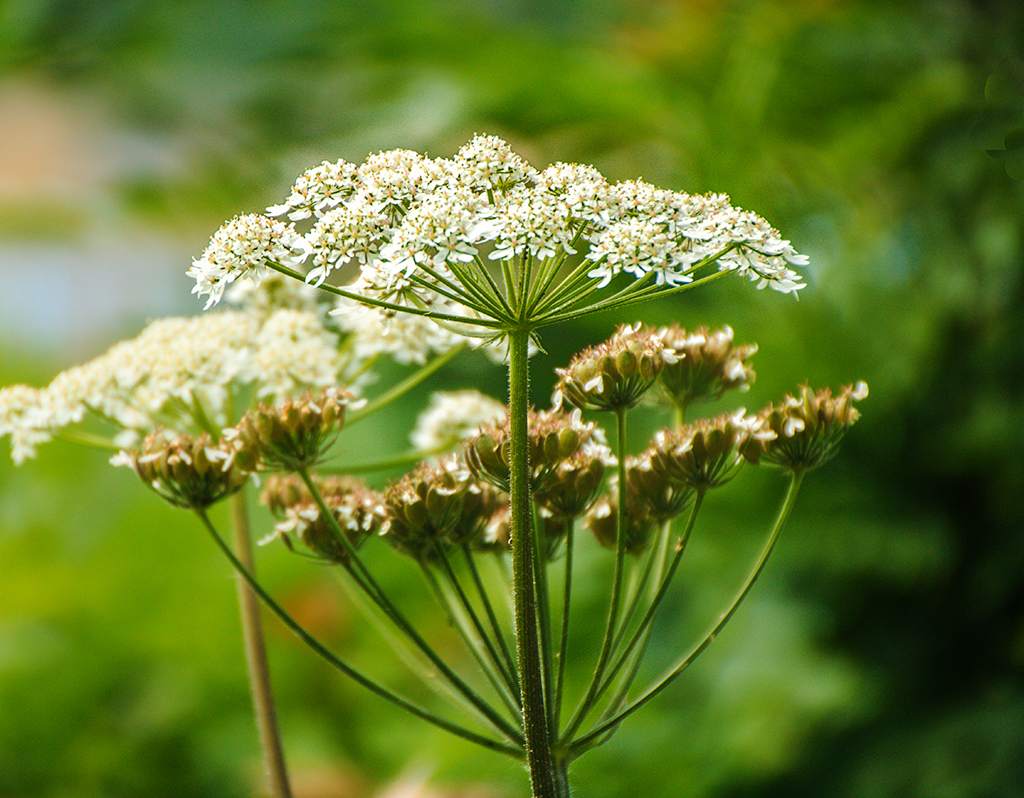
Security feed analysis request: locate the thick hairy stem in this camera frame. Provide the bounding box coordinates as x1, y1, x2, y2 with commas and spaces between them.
230, 491, 293, 798
508, 326, 558, 798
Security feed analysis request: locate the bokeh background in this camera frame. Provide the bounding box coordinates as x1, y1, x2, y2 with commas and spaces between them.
2, 1, 1022, 796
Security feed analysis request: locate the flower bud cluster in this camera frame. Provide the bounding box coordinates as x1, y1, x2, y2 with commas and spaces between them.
259, 473, 386, 563
740, 382, 868, 472
553, 323, 677, 412
465, 408, 613, 493
585, 492, 657, 556
111, 430, 245, 510
624, 455, 694, 522
227, 388, 352, 472
643, 409, 749, 492
533, 447, 608, 522
381, 456, 506, 559
651, 324, 757, 410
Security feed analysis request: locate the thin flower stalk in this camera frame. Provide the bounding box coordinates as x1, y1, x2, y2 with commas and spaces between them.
594, 492, 707, 729
559, 407, 630, 743
529, 504, 558, 739
430, 544, 521, 705
229, 492, 293, 798
569, 470, 804, 757
553, 526, 575, 733
462, 544, 521, 696
293, 465, 523, 744
195, 508, 523, 756
417, 553, 523, 722
265, 261, 508, 330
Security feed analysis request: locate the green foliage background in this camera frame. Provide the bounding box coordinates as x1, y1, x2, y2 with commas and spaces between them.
1, 1, 1022, 796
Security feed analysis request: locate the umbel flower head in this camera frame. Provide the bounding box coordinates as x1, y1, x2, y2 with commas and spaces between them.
111, 430, 246, 510
585, 491, 657, 556
532, 446, 609, 521
188, 136, 807, 333
259, 473, 386, 563
0, 306, 391, 465
740, 382, 868, 472
643, 409, 751, 492
227, 388, 354, 472
651, 324, 757, 410
553, 323, 677, 412
189, 214, 312, 309
380, 456, 496, 559
624, 454, 695, 523
465, 407, 613, 493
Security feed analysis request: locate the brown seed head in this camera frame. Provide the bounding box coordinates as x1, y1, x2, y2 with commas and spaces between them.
259, 473, 386, 562
585, 491, 657, 556
228, 388, 352, 472
465, 407, 609, 493
553, 323, 675, 412
645, 410, 749, 492
648, 324, 757, 411
739, 382, 868, 472
116, 429, 246, 510
381, 456, 483, 559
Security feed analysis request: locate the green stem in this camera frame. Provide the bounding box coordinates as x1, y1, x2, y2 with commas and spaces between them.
266, 261, 505, 329
528, 252, 600, 319
408, 262, 513, 324
524, 223, 590, 318
444, 259, 515, 321
553, 523, 575, 733
53, 429, 124, 451
531, 507, 557, 740
508, 326, 558, 798
229, 492, 293, 798
472, 255, 514, 316
320, 446, 450, 475
433, 546, 522, 706
595, 493, 705, 723
534, 267, 653, 325
419, 554, 523, 722
607, 530, 659, 656
194, 508, 521, 755
570, 469, 805, 756
537, 249, 738, 327
501, 260, 519, 312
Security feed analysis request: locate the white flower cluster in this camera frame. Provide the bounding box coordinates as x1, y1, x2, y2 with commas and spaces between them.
188, 135, 807, 323
410, 390, 508, 453
188, 214, 312, 309
0, 309, 355, 463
